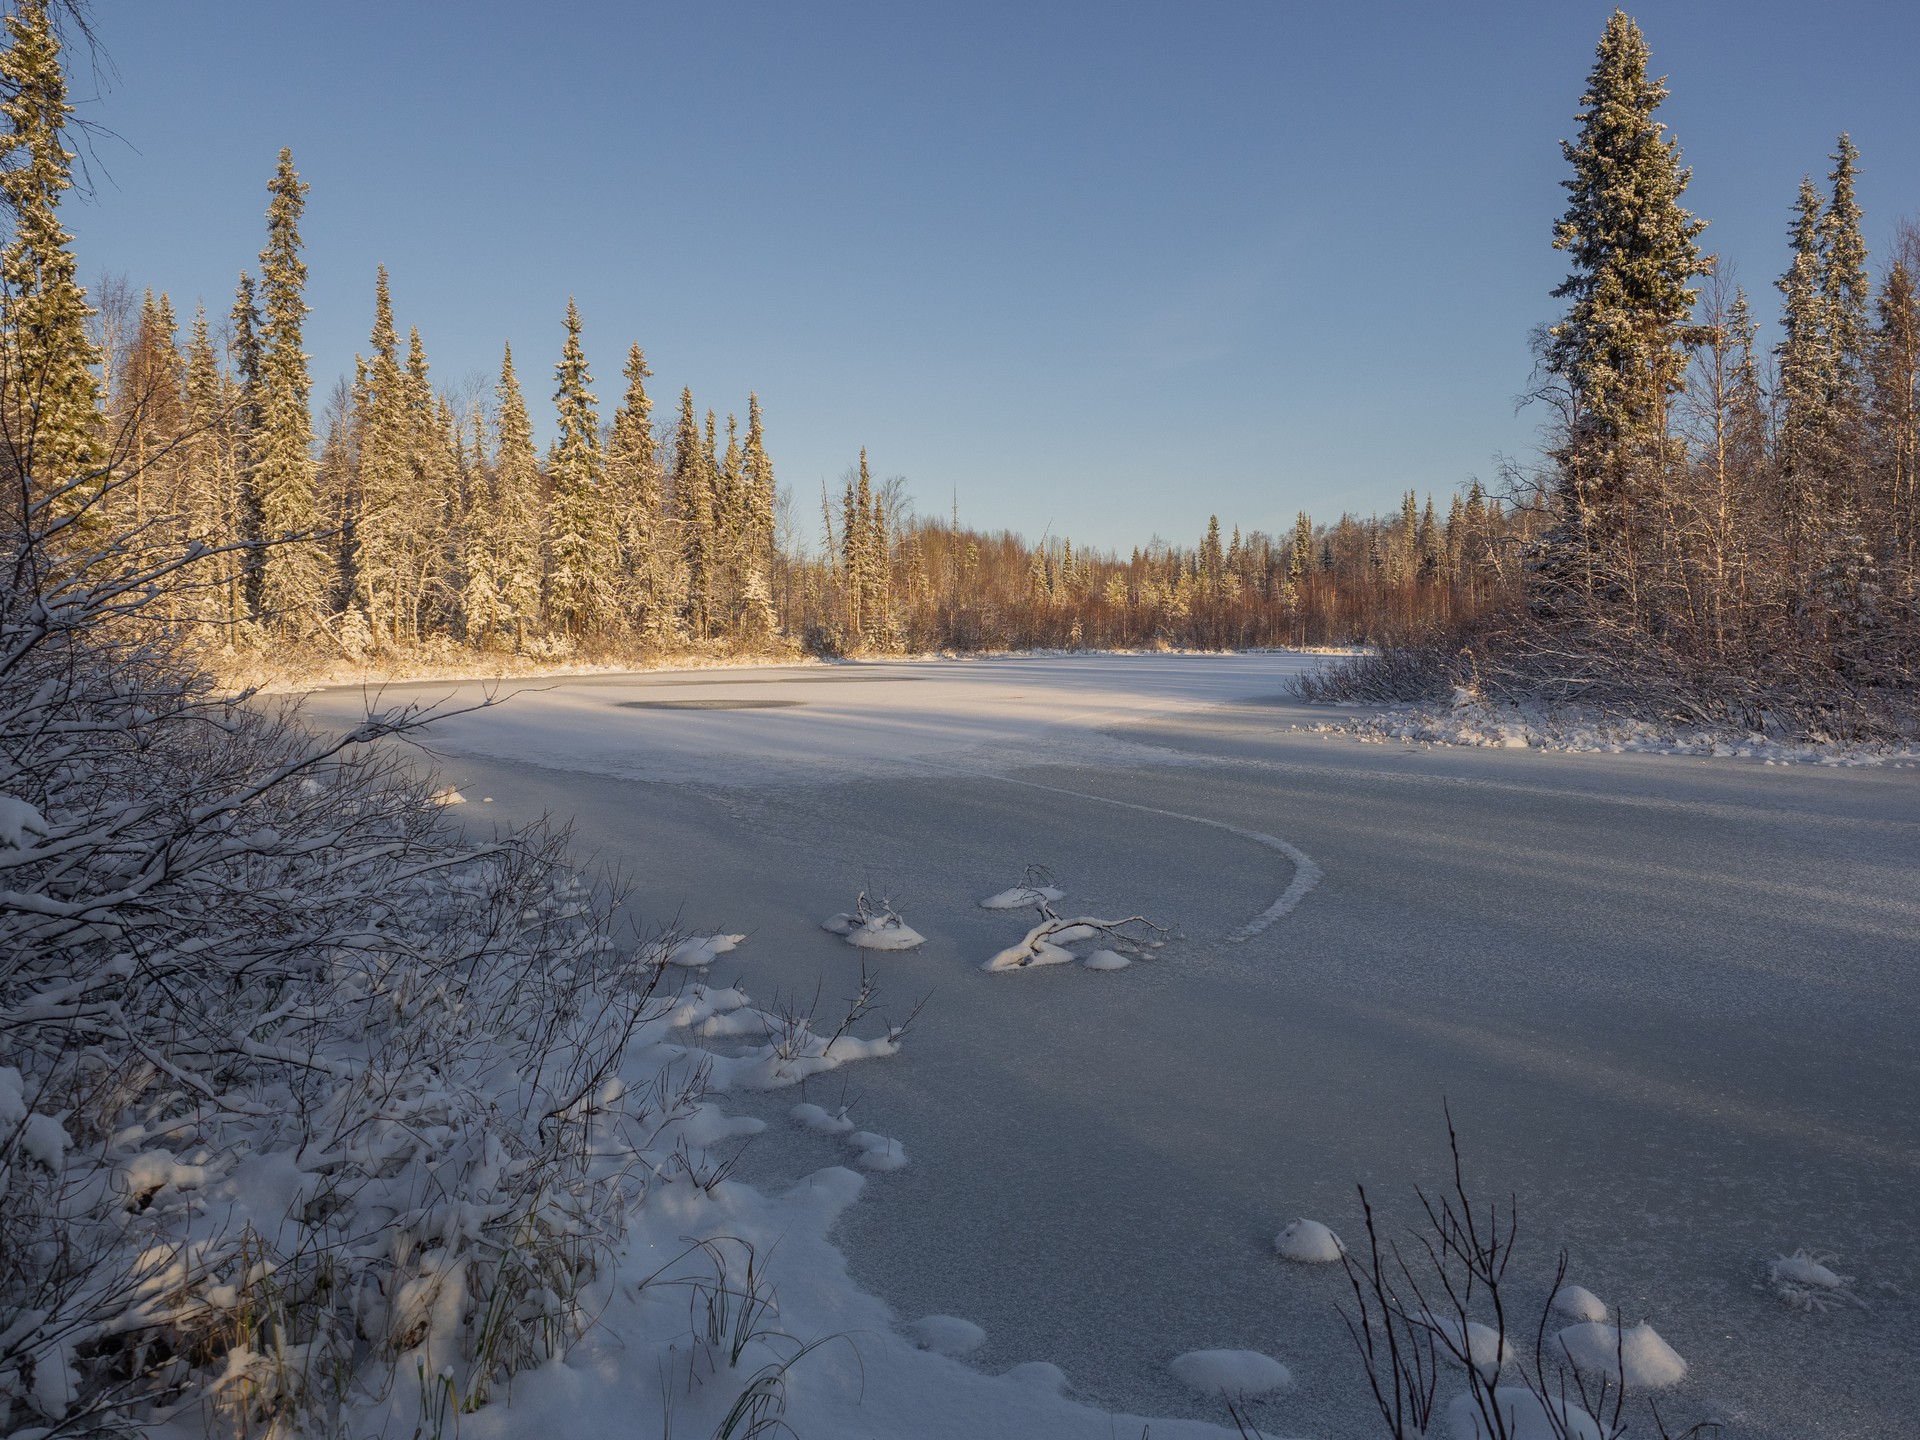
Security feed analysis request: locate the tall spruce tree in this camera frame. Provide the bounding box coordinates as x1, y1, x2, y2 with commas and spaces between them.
1872, 258, 1919, 582
1820, 134, 1870, 419
1545, 9, 1707, 586
1776, 175, 1832, 485
546, 299, 615, 635
252, 148, 326, 630
672, 386, 712, 636
228, 272, 267, 616
607, 344, 671, 639
0, 0, 101, 507
352, 266, 409, 645
492, 343, 544, 644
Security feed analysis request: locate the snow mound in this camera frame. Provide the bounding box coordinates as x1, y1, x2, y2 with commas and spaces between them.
1554, 1321, 1687, 1389
429, 785, 467, 805
1420, 1314, 1513, 1382
1274, 1218, 1345, 1263
980, 884, 1066, 909
790, 1101, 855, 1135
821, 912, 856, 935
847, 915, 926, 951
907, 1314, 987, 1356
1002, 1361, 1068, 1392
1551, 1284, 1610, 1323
1167, 1349, 1292, 1398
1445, 1387, 1606, 1440
658, 933, 746, 968
984, 937, 1077, 970
849, 1131, 908, 1170
1769, 1249, 1861, 1311
1081, 949, 1131, 970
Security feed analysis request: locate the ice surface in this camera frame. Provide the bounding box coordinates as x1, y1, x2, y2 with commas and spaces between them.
1167, 1349, 1292, 1397
1554, 1321, 1687, 1389
301, 653, 1920, 1437
1550, 1284, 1609, 1323
1444, 1387, 1605, 1440
908, 1314, 987, 1356
1273, 1218, 1345, 1263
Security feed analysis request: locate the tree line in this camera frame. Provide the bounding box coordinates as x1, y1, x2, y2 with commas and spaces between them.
5, 0, 1537, 673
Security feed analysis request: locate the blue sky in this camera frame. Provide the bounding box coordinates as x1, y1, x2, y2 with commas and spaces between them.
65, 1, 1920, 552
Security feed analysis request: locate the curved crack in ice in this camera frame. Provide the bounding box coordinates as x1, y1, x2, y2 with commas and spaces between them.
919, 762, 1321, 942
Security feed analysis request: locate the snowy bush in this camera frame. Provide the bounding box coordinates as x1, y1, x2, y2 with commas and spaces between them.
0, 502, 725, 1435
1337, 1115, 1714, 1440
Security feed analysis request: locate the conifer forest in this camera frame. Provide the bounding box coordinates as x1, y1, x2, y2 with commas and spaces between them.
3, 5, 1918, 1440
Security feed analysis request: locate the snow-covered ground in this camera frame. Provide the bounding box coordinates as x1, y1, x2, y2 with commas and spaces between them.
304, 654, 1920, 1440
1315, 689, 1920, 767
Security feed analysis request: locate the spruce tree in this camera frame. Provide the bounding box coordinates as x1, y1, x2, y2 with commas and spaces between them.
352, 267, 409, 645
1545, 9, 1707, 583
546, 299, 615, 635
492, 343, 544, 644
1776, 175, 1832, 478
253, 148, 326, 630
1820, 134, 1870, 415
743, 392, 775, 565
1871, 259, 1919, 581
228, 272, 267, 617
673, 386, 713, 636
0, 0, 100, 505
607, 343, 671, 640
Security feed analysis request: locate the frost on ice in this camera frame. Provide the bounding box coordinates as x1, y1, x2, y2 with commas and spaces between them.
1444, 1387, 1606, 1440
1769, 1249, 1863, 1311
1274, 1218, 1345, 1263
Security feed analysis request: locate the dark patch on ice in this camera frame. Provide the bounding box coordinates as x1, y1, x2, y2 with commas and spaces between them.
632, 672, 928, 686
615, 698, 805, 710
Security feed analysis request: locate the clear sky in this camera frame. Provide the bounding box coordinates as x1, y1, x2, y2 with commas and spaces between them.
63, 1, 1920, 553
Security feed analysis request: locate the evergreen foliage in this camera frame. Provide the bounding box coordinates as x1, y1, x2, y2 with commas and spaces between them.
0, 0, 98, 500
252, 148, 326, 630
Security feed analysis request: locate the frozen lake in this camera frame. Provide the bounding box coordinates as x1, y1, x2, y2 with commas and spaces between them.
306, 654, 1920, 1439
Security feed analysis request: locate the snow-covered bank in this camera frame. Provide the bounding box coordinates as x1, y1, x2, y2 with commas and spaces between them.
1312, 690, 1920, 766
